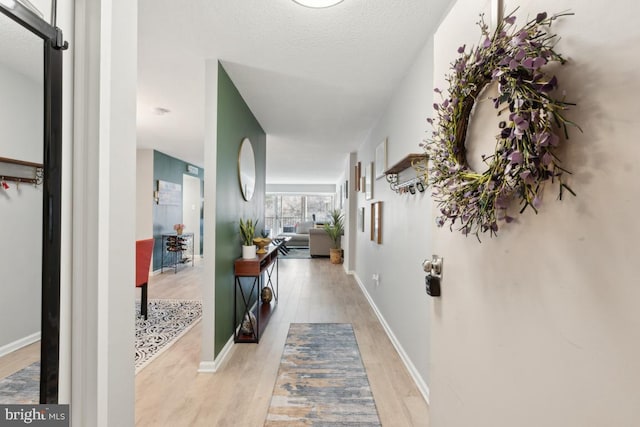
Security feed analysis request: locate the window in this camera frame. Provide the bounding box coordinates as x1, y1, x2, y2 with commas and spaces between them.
265, 194, 334, 236
306, 195, 333, 223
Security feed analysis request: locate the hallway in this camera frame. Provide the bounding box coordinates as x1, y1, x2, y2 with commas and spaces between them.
135, 257, 429, 426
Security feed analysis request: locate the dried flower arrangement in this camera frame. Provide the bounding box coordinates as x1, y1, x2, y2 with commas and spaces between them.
421, 9, 580, 241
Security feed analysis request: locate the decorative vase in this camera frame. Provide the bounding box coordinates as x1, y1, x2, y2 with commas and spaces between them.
253, 237, 272, 254
329, 248, 342, 264
261, 286, 273, 304
240, 311, 256, 335
242, 245, 256, 259
176, 228, 183, 235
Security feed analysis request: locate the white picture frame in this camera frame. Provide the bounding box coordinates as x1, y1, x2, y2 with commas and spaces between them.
365, 162, 373, 200
375, 138, 387, 179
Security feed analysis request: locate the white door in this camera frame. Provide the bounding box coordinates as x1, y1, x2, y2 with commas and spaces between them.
182, 174, 201, 258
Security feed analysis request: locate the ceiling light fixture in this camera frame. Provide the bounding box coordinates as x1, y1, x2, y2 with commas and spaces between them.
292, 0, 343, 8
154, 107, 171, 115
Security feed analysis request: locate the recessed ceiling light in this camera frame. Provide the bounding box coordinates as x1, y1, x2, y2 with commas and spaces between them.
154, 107, 171, 115
292, 0, 343, 9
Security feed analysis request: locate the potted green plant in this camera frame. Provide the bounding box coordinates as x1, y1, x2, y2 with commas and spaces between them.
239, 218, 258, 259
323, 209, 344, 264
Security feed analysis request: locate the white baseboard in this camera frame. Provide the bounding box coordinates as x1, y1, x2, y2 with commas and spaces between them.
197, 361, 216, 373
198, 335, 234, 373
353, 273, 430, 404
213, 335, 234, 371
0, 332, 41, 358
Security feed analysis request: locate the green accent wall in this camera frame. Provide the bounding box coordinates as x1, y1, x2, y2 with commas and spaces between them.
215, 63, 266, 356
152, 150, 205, 271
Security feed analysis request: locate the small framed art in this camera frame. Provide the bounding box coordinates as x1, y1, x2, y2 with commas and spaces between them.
375, 138, 387, 179
370, 201, 382, 244
365, 162, 373, 200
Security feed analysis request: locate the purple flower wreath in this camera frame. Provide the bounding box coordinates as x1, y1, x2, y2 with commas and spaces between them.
422, 10, 580, 241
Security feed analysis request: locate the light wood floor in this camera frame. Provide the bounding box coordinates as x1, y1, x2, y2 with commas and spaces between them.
0, 341, 40, 381
135, 257, 429, 426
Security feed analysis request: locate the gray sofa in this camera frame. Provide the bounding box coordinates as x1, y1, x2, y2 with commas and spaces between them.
278, 221, 314, 247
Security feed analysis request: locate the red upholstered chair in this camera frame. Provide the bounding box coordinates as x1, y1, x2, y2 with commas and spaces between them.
136, 239, 154, 319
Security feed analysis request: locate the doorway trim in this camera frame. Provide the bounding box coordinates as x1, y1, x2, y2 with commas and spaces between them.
182, 173, 202, 259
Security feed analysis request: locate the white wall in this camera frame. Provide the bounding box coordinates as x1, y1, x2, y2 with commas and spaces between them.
29, 0, 51, 20
136, 149, 154, 239
430, 1, 640, 426
343, 152, 357, 273
0, 63, 43, 351
354, 36, 438, 399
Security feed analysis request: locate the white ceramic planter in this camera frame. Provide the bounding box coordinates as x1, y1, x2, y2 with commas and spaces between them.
242, 245, 257, 259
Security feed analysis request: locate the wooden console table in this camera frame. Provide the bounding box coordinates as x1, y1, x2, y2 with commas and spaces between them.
233, 243, 279, 343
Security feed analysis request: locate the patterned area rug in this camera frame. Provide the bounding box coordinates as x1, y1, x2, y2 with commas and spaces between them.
135, 299, 202, 373
265, 323, 381, 426
0, 362, 39, 404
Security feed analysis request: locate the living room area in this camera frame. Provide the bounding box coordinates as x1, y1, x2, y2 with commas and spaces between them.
264, 191, 341, 258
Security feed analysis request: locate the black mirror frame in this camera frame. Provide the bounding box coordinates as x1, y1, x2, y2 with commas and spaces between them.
0, 2, 67, 404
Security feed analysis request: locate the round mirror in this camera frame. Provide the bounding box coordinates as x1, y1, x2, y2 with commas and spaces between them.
238, 137, 256, 201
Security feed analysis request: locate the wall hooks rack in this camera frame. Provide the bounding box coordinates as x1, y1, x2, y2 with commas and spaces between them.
384, 153, 428, 195
0, 156, 44, 186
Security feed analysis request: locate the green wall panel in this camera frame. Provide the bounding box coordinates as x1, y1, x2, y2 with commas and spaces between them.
152, 150, 205, 271
214, 63, 266, 356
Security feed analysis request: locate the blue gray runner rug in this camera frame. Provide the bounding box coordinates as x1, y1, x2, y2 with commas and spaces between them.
265, 323, 381, 426
0, 362, 39, 404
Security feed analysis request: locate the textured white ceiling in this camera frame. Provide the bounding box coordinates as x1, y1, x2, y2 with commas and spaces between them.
137, 0, 453, 184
